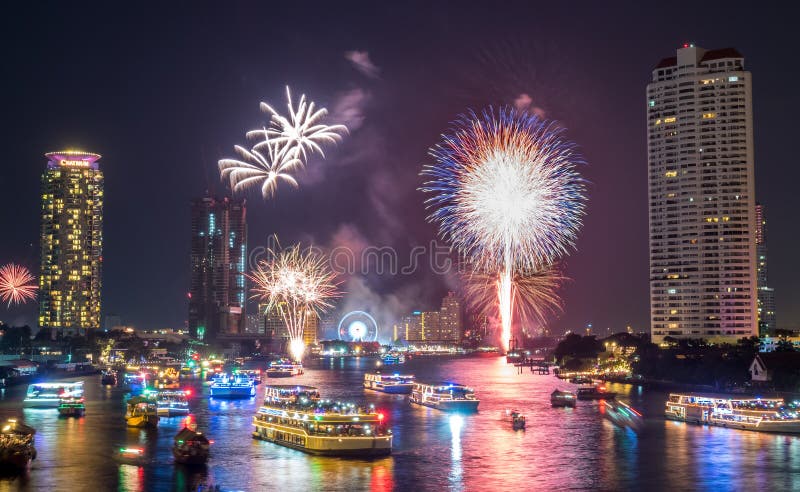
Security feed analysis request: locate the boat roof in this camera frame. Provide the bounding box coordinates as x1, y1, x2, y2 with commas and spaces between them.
28, 381, 83, 388
416, 381, 472, 389
265, 385, 317, 391
175, 427, 209, 443
668, 392, 785, 402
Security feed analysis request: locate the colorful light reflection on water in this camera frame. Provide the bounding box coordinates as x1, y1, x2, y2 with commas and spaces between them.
1, 357, 800, 490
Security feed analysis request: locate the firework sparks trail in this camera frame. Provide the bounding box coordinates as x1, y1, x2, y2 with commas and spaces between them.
247, 86, 348, 161
248, 242, 340, 361
0, 263, 37, 307
421, 107, 586, 351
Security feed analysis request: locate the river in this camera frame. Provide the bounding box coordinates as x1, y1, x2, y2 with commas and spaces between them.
0, 355, 798, 491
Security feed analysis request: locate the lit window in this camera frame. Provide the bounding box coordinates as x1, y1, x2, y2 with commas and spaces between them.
728, 76, 739, 82
664, 117, 677, 124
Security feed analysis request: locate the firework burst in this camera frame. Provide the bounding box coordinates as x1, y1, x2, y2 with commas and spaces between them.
218, 141, 303, 199
248, 242, 340, 361
247, 86, 348, 161
0, 263, 37, 307
421, 107, 586, 350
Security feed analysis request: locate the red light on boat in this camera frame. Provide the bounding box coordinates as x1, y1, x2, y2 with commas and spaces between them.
184, 389, 192, 396
377, 413, 385, 421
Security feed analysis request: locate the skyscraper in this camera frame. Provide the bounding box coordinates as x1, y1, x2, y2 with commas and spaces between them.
755, 203, 776, 335
647, 45, 758, 344
188, 194, 246, 341
39, 151, 104, 337
438, 291, 462, 343
303, 311, 319, 347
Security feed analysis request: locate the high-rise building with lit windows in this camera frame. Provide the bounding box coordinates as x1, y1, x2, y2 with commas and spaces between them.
39, 150, 104, 337
188, 194, 246, 341
438, 291, 462, 343
755, 203, 776, 335
647, 45, 757, 344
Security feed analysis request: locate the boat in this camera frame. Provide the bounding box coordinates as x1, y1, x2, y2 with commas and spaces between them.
409, 382, 480, 412
125, 395, 159, 428
0, 419, 36, 472
551, 389, 577, 408
380, 352, 406, 365
502, 409, 526, 430
252, 385, 392, 457
173, 418, 210, 465
23, 381, 84, 408
157, 390, 190, 416
155, 367, 181, 389
265, 361, 304, 378
57, 397, 86, 417
209, 374, 256, 398
665, 393, 800, 434
363, 372, 415, 394
238, 369, 263, 385
122, 372, 148, 392
114, 447, 147, 466
101, 370, 117, 385
506, 351, 524, 364
569, 376, 593, 385
576, 385, 617, 400
602, 400, 643, 432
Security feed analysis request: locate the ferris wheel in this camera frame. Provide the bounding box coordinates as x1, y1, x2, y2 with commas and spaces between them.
337, 311, 379, 342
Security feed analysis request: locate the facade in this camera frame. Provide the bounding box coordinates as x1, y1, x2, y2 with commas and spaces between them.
755, 204, 776, 335
39, 151, 104, 337
647, 45, 758, 344
188, 194, 246, 341
437, 291, 462, 343
303, 311, 319, 346
420, 311, 440, 342
264, 304, 289, 339
401, 312, 422, 342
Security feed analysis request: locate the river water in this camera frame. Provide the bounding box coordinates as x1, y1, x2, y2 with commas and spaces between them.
0, 355, 798, 491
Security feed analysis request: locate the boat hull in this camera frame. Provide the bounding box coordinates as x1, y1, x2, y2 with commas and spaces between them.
158, 408, 190, 417
411, 398, 480, 413
126, 415, 159, 428
173, 449, 209, 465
252, 424, 391, 457
667, 414, 800, 434
210, 387, 255, 398
364, 383, 414, 395
23, 399, 61, 409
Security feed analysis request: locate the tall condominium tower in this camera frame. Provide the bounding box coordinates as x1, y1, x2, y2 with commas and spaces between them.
438, 291, 462, 343
647, 45, 757, 344
755, 203, 776, 335
188, 194, 246, 341
39, 151, 104, 337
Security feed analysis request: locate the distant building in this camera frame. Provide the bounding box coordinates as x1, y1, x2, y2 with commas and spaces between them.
755, 204, 776, 335
402, 312, 422, 342
264, 304, 289, 340
303, 311, 319, 346
188, 194, 246, 341
39, 150, 104, 337
648, 45, 758, 344
437, 292, 462, 343
749, 352, 800, 384
420, 311, 439, 342
245, 312, 264, 335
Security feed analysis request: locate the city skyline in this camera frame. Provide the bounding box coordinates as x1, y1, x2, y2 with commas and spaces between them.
1, 4, 798, 336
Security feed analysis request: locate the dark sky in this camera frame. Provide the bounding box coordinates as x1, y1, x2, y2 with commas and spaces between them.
1, 2, 797, 336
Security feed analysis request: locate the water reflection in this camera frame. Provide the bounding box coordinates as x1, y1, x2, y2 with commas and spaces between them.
449, 415, 463, 488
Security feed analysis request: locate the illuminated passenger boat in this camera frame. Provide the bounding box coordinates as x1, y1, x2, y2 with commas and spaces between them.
363, 372, 415, 394
409, 382, 480, 412
252, 385, 392, 456
266, 361, 304, 378
157, 390, 190, 416
550, 389, 577, 408
665, 393, 800, 434
57, 396, 86, 417
0, 419, 36, 471
380, 352, 405, 365
209, 374, 256, 398
23, 382, 84, 408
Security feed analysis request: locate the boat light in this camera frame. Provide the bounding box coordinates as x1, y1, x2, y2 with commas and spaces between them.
378, 413, 385, 421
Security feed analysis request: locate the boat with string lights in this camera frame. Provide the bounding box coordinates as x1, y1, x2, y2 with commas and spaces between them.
665, 393, 800, 434
265, 360, 304, 378
209, 373, 256, 398
157, 390, 191, 416
363, 372, 415, 394
23, 381, 84, 408
252, 385, 392, 456
409, 382, 480, 412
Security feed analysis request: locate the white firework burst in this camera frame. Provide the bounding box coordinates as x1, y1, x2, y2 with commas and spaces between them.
246, 86, 348, 161
218, 139, 303, 199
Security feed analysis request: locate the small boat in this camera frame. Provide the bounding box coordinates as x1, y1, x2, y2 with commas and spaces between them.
265, 360, 303, 378
569, 376, 593, 385
364, 372, 415, 394
122, 372, 148, 393
576, 385, 617, 400
101, 370, 117, 385
380, 352, 406, 365
173, 419, 210, 465
602, 400, 643, 433
502, 409, 526, 430
551, 389, 577, 408
0, 419, 36, 472
409, 382, 480, 412
114, 447, 148, 466
157, 390, 190, 417
57, 397, 86, 417
125, 396, 159, 428
209, 374, 255, 398
238, 370, 262, 385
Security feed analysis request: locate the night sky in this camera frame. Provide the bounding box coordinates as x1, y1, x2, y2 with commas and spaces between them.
1, 2, 797, 335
